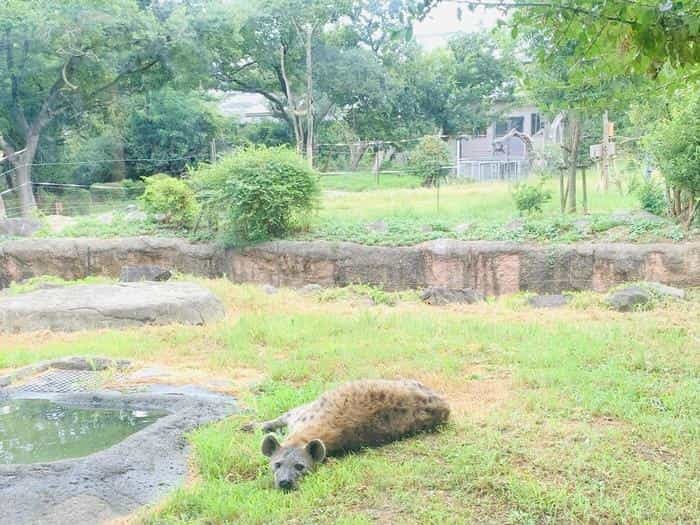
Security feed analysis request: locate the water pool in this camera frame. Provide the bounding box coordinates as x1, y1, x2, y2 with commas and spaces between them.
0, 398, 165, 464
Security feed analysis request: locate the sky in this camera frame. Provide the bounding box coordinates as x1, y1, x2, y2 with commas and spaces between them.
414, 3, 503, 49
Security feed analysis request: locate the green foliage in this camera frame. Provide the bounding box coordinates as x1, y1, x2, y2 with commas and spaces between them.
636, 179, 667, 216
141, 175, 198, 229
121, 179, 146, 199
126, 88, 223, 178
411, 136, 450, 187
512, 177, 552, 215
644, 85, 700, 226
194, 147, 319, 243
237, 121, 292, 148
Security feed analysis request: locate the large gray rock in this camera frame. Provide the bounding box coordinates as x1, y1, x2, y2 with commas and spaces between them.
643, 281, 685, 300
605, 286, 652, 312
0, 281, 224, 333
0, 218, 42, 237
119, 264, 172, 282
421, 287, 483, 305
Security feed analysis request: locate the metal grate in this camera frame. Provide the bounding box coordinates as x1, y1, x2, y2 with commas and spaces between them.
11, 369, 103, 394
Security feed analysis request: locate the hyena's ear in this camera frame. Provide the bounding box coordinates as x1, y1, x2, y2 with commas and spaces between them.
305, 439, 326, 463
261, 433, 280, 457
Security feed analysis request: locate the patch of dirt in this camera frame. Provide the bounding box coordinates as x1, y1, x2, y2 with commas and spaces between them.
415, 367, 514, 420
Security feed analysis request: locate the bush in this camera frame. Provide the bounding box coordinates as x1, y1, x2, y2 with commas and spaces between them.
194, 147, 319, 243
637, 179, 667, 216
512, 177, 552, 215
141, 174, 198, 229
411, 136, 450, 187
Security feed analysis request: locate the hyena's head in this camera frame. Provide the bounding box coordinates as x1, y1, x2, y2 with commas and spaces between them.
261, 434, 326, 491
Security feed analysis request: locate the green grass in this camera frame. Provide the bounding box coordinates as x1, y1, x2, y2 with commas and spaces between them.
2, 281, 699, 523
319, 171, 423, 192
13, 175, 696, 246
298, 177, 696, 245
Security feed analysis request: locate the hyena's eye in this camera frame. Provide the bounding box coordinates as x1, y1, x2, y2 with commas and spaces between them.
294, 464, 305, 472
274, 462, 281, 469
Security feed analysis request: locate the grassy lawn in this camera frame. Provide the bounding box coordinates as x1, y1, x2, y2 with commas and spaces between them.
301, 177, 693, 245
2, 280, 699, 523
319, 171, 423, 192
8, 175, 695, 245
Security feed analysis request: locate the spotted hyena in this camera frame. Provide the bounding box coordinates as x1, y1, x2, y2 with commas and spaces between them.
256, 379, 450, 490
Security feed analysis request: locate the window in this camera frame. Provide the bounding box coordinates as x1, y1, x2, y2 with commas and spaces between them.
495, 120, 509, 136
508, 116, 525, 133
531, 113, 544, 134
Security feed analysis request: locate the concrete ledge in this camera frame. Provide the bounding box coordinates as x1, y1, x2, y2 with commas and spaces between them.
0, 358, 236, 525
2, 237, 700, 295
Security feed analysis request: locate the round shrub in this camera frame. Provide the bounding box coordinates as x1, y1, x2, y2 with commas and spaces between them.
636, 179, 667, 216
141, 174, 198, 229
412, 136, 451, 187
512, 177, 552, 215
194, 147, 319, 243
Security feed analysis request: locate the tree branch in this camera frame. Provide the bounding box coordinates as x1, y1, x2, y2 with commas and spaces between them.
81, 57, 160, 103
451, 1, 639, 25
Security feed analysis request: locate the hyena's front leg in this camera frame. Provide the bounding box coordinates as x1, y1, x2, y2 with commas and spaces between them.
261, 413, 289, 433
241, 412, 290, 433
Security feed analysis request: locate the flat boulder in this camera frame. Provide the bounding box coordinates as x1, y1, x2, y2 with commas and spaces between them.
605, 286, 652, 312
0, 281, 224, 333
421, 287, 483, 305
119, 265, 172, 282
643, 281, 685, 300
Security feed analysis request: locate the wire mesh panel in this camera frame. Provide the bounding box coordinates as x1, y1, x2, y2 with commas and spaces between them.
454, 160, 530, 182
0, 182, 137, 218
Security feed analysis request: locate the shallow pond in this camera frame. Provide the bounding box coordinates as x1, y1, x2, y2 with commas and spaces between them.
0, 399, 165, 464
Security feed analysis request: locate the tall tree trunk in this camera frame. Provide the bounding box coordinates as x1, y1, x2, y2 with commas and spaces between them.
9, 133, 40, 217
112, 140, 127, 182
567, 115, 581, 214
349, 142, 369, 171
305, 25, 314, 169
280, 44, 303, 155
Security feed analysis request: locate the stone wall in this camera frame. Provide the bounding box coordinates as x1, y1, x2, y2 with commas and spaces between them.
226, 239, 700, 294
2, 237, 699, 295
0, 237, 222, 289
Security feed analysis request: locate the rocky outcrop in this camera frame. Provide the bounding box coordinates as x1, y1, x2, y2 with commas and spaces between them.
2, 237, 700, 296
0, 282, 225, 332
226, 239, 700, 295
0, 236, 222, 288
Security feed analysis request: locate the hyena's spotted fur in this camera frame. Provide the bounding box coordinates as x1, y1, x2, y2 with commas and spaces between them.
259, 379, 450, 490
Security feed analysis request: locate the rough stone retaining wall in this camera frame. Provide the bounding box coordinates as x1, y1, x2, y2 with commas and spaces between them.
0, 236, 222, 288
2, 237, 699, 295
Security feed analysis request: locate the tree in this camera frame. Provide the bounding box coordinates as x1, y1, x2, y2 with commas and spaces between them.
521, 28, 642, 213
644, 84, 700, 228
124, 88, 223, 179
408, 31, 517, 136
209, 0, 351, 168
440, 1, 699, 74
0, 0, 178, 216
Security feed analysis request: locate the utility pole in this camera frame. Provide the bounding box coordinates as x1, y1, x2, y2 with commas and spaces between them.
601, 110, 610, 192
